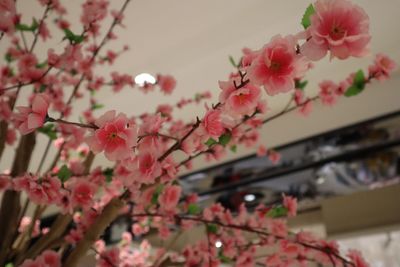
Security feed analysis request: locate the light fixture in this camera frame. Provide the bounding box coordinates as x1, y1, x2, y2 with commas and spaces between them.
215, 240, 222, 248
244, 193, 256, 202
316, 176, 325, 185
134, 73, 156, 86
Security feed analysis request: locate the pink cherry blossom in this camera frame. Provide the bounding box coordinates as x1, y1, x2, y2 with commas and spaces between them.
159, 185, 182, 212
283, 195, 297, 217
256, 145, 267, 157
301, 0, 370, 60
14, 93, 50, 135
202, 109, 224, 139
224, 84, 261, 118
86, 110, 137, 161
368, 53, 397, 81
0, 0, 16, 34
40, 250, 61, 267
157, 74, 177, 95
347, 249, 369, 267
319, 80, 339, 106
247, 35, 308, 95
70, 179, 97, 209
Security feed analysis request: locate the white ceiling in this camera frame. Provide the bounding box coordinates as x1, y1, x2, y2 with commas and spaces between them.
1, 0, 400, 173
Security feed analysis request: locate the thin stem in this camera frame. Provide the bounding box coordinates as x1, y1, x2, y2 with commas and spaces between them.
36, 138, 52, 174
47, 117, 98, 129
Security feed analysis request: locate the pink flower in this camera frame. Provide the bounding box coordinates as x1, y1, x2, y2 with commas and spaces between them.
159, 185, 182, 212
14, 93, 50, 135
134, 150, 162, 184
319, 80, 339, 106
0, 0, 16, 34
282, 195, 297, 217
202, 109, 224, 139
256, 145, 267, 157
301, 0, 370, 60
268, 150, 281, 164
98, 247, 120, 267
86, 110, 137, 161
347, 249, 369, 267
368, 54, 397, 81
299, 100, 313, 116
40, 250, 61, 267
247, 35, 308, 95
157, 74, 176, 95
224, 84, 261, 118
70, 180, 97, 209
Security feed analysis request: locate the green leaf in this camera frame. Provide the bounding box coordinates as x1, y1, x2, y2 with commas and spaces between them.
345, 70, 366, 97
39, 84, 47, 92
5, 263, 14, 267
344, 85, 363, 97
218, 132, 231, 146
295, 80, 308, 90
38, 123, 57, 140
36, 61, 47, 69
230, 145, 237, 153
187, 203, 201, 215
91, 103, 104, 110
301, 4, 315, 29
63, 28, 85, 44
58, 164, 72, 182
102, 168, 114, 183
5, 53, 13, 63
152, 184, 164, 205
229, 56, 238, 68
206, 223, 218, 234
219, 253, 232, 263
266, 206, 288, 218
16, 18, 39, 32
353, 69, 366, 88
205, 138, 218, 147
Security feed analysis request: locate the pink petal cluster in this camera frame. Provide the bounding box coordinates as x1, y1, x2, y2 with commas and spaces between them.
86, 110, 137, 161
247, 35, 308, 95
301, 0, 370, 60
0, 0, 16, 34
20, 250, 61, 267
368, 53, 397, 81
159, 185, 182, 212
347, 250, 370, 267
14, 93, 50, 135
202, 109, 224, 139
157, 74, 177, 95
282, 195, 297, 217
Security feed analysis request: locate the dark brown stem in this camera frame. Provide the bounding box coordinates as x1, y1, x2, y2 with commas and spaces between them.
48, 117, 98, 129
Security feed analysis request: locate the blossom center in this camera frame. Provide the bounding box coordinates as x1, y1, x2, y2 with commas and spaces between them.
330, 24, 346, 40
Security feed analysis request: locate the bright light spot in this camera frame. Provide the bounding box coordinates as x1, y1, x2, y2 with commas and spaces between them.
134, 73, 156, 86
215, 240, 222, 248
316, 177, 325, 185
244, 194, 256, 202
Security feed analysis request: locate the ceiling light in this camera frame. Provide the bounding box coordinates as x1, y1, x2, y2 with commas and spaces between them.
134, 73, 156, 86
316, 177, 325, 185
244, 194, 256, 202
215, 240, 222, 248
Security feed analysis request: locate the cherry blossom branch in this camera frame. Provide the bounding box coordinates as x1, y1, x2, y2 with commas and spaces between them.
47, 117, 98, 129
132, 212, 354, 267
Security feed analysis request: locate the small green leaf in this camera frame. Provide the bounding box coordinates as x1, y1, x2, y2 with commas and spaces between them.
5, 263, 14, 267
345, 70, 366, 97
295, 80, 308, 90
206, 223, 218, 234
58, 164, 72, 182
38, 123, 57, 140
152, 184, 164, 205
229, 56, 238, 68
230, 145, 237, 153
16, 18, 39, 32
36, 61, 48, 69
218, 132, 231, 146
266, 206, 288, 218
219, 253, 232, 263
187, 203, 201, 215
353, 69, 366, 88
205, 138, 218, 147
102, 168, 114, 183
344, 85, 363, 97
301, 4, 315, 29
39, 84, 47, 92
63, 28, 85, 44
91, 103, 104, 110
5, 53, 13, 63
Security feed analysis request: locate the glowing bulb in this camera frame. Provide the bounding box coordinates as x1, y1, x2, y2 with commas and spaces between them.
215, 240, 222, 248
316, 177, 325, 185
244, 194, 256, 202
134, 73, 156, 86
